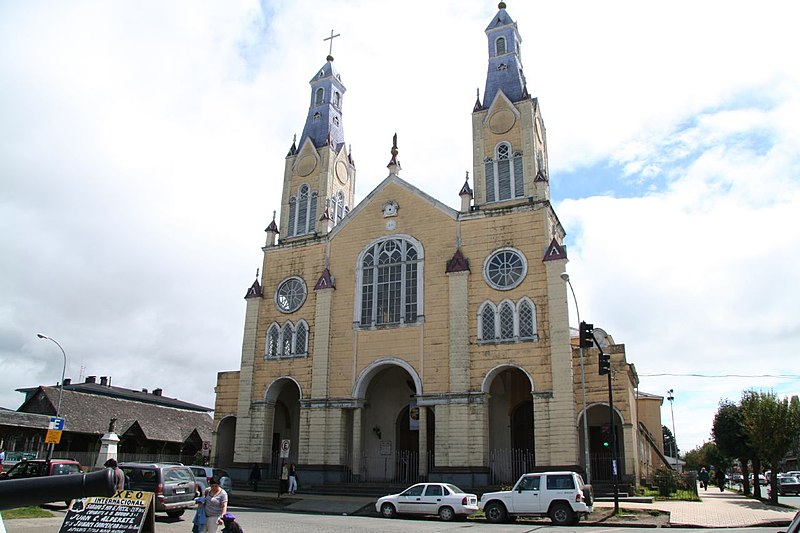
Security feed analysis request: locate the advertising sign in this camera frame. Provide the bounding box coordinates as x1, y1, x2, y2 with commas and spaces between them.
280, 439, 291, 459
59, 491, 155, 533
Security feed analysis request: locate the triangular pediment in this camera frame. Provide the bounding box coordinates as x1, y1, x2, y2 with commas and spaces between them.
328, 174, 458, 239
292, 137, 320, 177
542, 238, 567, 262
483, 90, 521, 135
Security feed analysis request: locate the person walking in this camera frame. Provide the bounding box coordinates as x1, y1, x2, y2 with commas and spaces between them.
715, 468, 727, 492
248, 463, 261, 492
278, 462, 289, 499
698, 467, 710, 491
104, 459, 125, 491
287, 463, 298, 494
203, 477, 228, 532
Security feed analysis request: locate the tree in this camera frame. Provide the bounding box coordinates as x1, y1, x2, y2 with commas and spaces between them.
683, 442, 728, 475
740, 390, 800, 503
713, 400, 752, 496
662, 425, 679, 457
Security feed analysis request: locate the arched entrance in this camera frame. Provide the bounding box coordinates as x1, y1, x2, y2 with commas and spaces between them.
265, 377, 301, 477
354, 359, 432, 482
214, 416, 236, 468
583, 403, 625, 483
484, 365, 535, 484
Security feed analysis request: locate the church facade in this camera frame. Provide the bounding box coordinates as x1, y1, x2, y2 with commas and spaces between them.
213, 3, 667, 488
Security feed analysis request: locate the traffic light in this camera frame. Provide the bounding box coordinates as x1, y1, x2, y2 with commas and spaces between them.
579, 321, 594, 349
600, 424, 611, 448
599, 351, 611, 375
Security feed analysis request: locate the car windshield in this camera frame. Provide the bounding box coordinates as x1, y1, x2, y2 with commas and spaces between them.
52, 463, 80, 475
445, 484, 464, 494
213, 469, 229, 478
164, 468, 194, 482
781, 477, 799, 484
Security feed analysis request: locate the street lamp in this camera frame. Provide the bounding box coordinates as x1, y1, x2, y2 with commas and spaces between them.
560, 272, 591, 484
37, 333, 67, 460
667, 389, 677, 462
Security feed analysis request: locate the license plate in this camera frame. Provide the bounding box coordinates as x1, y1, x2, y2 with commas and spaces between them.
176, 489, 185, 494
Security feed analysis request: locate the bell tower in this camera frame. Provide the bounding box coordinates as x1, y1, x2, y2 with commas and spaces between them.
280, 46, 356, 241
471, 2, 550, 209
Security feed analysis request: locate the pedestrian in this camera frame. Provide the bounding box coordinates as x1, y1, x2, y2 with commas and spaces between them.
715, 468, 727, 492
698, 467, 709, 491
192, 496, 207, 533
0, 448, 5, 473
221, 512, 244, 533
278, 462, 289, 499
104, 458, 125, 491
288, 463, 298, 494
248, 463, 261, 492
203, 477, 228, 532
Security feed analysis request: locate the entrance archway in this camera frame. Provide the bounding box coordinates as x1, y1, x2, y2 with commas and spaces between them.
214, 416, 236, 468
484, 365, 535, 484
354, 359, 431, 482
265, 377, 301, 476
583, 403, 625, 482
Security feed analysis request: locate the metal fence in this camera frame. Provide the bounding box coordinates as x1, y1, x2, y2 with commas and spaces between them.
489, 448, 535, 485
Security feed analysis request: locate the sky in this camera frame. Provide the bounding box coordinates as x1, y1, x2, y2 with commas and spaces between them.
1, 0, 798, 456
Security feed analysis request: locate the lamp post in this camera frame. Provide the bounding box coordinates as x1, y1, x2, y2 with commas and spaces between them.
37, 333, 67, 461
667, 389, 677, 462
560, 272, 591, 484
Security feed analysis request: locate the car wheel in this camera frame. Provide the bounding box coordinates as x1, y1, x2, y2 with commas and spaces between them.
166, 510, 185, 518
380, 502, 396, 518
438, 506, 455, 521
484, 501, 507, 524
549, 502, 575, 526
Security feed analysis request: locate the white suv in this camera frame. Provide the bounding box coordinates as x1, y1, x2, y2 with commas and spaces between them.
479, 471, 593, 525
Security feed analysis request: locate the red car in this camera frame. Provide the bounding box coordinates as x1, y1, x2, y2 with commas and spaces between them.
0, 459, 82, 480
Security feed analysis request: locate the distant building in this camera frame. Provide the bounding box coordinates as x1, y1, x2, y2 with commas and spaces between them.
0, 375, 212, 465
212, 3, 667, 490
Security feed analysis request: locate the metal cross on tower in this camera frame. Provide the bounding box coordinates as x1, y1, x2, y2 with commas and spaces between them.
324, 29, 341, 58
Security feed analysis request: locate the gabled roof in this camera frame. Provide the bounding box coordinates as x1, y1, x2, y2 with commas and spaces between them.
17, 381, 211, 412
328, 174, 459, 239
15, 386, 211, 443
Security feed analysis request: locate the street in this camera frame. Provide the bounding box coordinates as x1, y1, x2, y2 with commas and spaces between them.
1, 505, 797, 533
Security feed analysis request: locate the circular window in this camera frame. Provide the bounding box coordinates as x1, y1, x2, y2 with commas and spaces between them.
275, 277, 307, 313
484, 248, 527, 290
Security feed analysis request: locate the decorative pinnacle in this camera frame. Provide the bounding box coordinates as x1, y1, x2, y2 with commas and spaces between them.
391, 133, 398, 156
498, 1, 507, 9
324, 29, 340, 61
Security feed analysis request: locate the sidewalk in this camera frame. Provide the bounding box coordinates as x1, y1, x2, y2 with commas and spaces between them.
595, 488, 797, 528
232, 487, 798, 528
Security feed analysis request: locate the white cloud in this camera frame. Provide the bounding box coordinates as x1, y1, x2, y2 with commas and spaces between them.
1, 0, 798, 454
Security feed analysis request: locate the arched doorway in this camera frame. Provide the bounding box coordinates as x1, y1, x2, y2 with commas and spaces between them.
214, 416, 236, 468
485, 365, 535, 484
584, 404, 625, 483
264, 378, 301, 477
355, 359, 432, 482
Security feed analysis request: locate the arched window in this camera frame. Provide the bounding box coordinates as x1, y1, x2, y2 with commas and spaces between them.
266, 324, 280, 358
357, 237, 423, 327
496, 36, 507, 55
479, 302, 496, 341
499, 301, 515, 340
287, 197, 296, 236
295, 321, 308, 355
334, 191, 345, 224
484, 142, 524, 203
282, 323, 294, 356
315, 87, 324, 105
518, 298, 537, 339
297, 185, 309, 234
333, 91, 340, 107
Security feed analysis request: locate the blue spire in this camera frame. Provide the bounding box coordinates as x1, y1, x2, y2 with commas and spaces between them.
482, 2, 527, 108
299, 56, 347, 150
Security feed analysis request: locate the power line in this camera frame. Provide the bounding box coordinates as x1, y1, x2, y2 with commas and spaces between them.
640, 373, 800, 379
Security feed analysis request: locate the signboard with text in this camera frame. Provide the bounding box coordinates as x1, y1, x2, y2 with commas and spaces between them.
59, 491, 155, 533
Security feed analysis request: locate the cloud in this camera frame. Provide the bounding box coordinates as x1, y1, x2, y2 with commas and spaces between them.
1, 0, 798, 455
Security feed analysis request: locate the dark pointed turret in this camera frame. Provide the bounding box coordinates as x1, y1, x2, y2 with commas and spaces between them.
299, 56, 347, 150
483, 2, 527, 107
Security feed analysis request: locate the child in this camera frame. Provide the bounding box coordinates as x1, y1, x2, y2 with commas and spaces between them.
192, 496, 206, 533
221, 513, 244, 533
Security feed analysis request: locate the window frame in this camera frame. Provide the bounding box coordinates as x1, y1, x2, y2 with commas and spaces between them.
355, 235, 424, 328
483, 247, 528, 291
275, 276, 307, 314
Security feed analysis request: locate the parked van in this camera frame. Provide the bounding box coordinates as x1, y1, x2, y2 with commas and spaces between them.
119, 462, 197, 518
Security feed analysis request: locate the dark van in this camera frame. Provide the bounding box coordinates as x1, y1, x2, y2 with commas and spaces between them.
119, 462, 196, 517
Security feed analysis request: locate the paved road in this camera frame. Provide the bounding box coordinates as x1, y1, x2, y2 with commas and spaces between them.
0, 508, 789, 533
